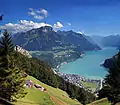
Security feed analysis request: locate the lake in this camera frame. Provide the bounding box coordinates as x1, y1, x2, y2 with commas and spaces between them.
59, 47, 118, 79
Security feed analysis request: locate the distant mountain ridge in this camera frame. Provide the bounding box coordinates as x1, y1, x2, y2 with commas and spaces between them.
57, 30, 100, 51
91, 35, 120, 48
102, 35, 120, 47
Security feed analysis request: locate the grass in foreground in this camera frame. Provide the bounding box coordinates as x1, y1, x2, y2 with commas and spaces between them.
15, 85, 53, 105
88, 98, 110, 105
15, 76, 81, 105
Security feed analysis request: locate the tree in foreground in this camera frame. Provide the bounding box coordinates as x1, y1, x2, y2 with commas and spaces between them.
0, 30, 26, 101
99, 52, 120, 105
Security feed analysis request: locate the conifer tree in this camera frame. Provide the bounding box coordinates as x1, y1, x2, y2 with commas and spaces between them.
0, 30, 26, 101
99, 52, 120, 105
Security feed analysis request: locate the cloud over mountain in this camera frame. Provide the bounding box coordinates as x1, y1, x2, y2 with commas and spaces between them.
28, 8, 48, 20
0, 20, 51, 33
0, 20, 65, 33
53, 22, 63, 29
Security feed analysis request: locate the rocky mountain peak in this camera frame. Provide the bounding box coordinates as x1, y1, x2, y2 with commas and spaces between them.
39, 26, 53, 32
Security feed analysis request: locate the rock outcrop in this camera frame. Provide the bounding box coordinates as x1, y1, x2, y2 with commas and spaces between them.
14, 45, 32, 58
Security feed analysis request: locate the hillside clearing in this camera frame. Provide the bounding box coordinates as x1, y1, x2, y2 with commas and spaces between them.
80, 81, 98, 92
15, 76, 81, 105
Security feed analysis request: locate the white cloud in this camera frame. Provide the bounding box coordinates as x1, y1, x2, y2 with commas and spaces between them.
34, 15, 44, 20
40, 9, 48, 17
28, 8, 48, 20
68, 23, 71, 26
53, 22, 63, 29
0, 20, 51, 33
28, 11, 36, 16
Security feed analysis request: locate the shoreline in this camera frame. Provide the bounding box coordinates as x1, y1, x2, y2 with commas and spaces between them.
55, 47, 118, 80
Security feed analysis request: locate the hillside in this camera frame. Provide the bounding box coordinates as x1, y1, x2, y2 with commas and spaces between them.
88, 98, 110, 105
57, 30, 100, 51
15, 76, 81, 105
0, 31, 96, 105
13, 51, 96, 104
12, 26, 101, 67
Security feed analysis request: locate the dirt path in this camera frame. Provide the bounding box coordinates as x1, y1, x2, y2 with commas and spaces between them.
46, 91, 69, 105
50, 95, 69, 105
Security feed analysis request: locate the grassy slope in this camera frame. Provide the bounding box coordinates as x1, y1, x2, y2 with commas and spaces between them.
89, 98, 120, 105
88, 98, 110, 105
15, 76, 81, 105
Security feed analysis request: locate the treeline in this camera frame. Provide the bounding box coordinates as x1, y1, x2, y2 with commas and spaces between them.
13, 52, 58, 87
13, 51, 96, 104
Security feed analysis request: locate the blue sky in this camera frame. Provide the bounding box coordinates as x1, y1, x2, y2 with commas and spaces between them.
0, 0, 120, 36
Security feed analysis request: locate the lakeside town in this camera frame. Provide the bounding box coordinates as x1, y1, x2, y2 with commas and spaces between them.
57, 72, 103, 93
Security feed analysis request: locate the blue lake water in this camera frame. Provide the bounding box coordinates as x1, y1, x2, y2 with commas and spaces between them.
59, 47, 118, 79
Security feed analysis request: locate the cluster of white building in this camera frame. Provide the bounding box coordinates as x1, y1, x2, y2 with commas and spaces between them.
58, 72, 86, 88
58, 72, 103, 94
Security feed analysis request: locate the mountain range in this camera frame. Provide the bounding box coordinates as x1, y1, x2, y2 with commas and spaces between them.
91, 35, 120, 48
12, 26, 101, 67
